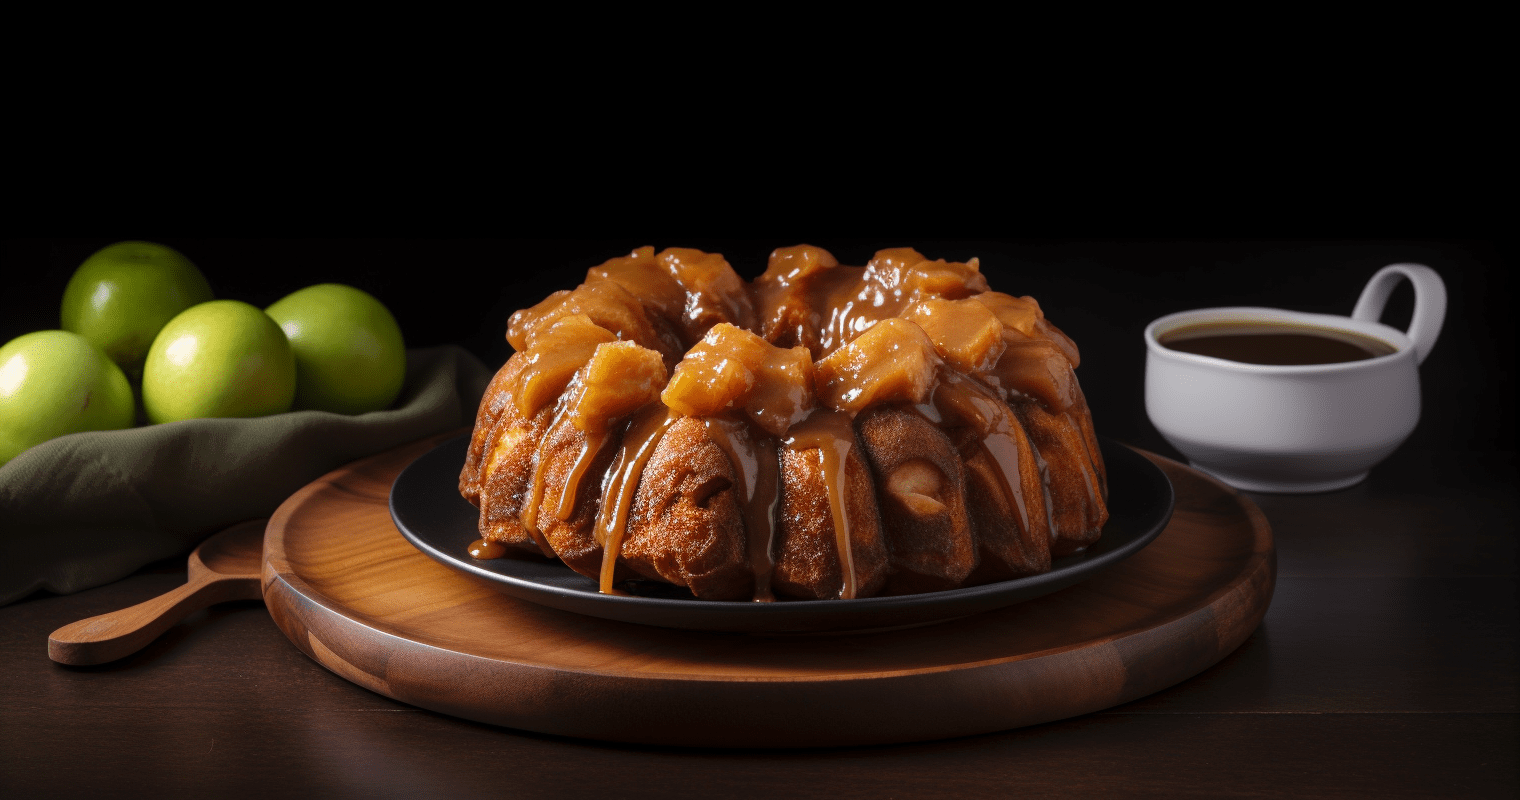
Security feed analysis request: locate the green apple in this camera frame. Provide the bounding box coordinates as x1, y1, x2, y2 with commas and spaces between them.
0, 330, 134, 467
61, 241, 214, 380
141, 300, 296, 424
265, 284, 406, 415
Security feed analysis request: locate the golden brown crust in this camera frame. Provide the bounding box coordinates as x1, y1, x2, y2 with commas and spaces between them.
855, 405, 977, 594
772, 438, 889, 600
478, 402, 555, 557
619, 417, 754, 600
459, 352, 529, 506
1070, 383, 1108, 496
1012, 398, 1109, 557
945, 422, 1053, 583
528, 415, 624, 579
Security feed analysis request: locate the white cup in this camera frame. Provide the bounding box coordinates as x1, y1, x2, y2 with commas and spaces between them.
1143, 263, 1447, 493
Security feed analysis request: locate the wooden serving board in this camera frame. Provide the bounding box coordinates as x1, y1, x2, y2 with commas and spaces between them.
263, 432, 1274, 748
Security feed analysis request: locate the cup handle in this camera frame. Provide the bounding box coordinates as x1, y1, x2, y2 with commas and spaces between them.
1351, 263, 1447, 365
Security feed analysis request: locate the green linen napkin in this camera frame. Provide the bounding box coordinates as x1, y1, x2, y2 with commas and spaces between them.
0, 345, 493, 606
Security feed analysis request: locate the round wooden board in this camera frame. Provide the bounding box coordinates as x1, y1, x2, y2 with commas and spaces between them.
263, 432, 1275, 748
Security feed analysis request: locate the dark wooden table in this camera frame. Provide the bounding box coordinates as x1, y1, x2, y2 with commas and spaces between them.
2, 442, 1513, 798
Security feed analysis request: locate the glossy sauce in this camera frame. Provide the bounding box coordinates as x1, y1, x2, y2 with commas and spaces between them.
1162, 323, 1395, 365
917, 372, 1045, 540
468, 538, 507, 559
703, 416, 781, 602
754, 247, 985, 360
557, 427, 610, 521
472, 244, 1108, 599
595, 404, 680, 593
782, 409, 860, 599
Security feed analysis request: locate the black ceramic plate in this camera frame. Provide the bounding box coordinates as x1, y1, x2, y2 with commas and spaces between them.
391, 435, 1174, 633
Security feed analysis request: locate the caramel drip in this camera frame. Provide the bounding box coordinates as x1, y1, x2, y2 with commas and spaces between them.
468, 538, 507, 559
521, 445, 550, 537
703, 416, 781, 603
918, 372, 1046, 539
595, 404, 679, 595
556, 427, 610, 521
783, 408, 859, 599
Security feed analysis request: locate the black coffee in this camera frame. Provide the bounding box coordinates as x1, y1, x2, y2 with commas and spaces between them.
1160, 323, 1396, 365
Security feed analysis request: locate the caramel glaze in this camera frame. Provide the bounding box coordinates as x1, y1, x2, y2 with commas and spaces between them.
468, 538, 507, 559
462, 245, 1108, 602
703, 416, 782, 602
520, 401, 622, 575
916, 372, 1045, 546
594, 403, 679, 592
781, 409, 860, 599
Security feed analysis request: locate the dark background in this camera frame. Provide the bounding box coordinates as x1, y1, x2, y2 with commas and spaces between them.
2, 238, 1512, 465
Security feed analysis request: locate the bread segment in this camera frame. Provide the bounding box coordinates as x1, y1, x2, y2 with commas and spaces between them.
773, 429, 888, 600
620, 416, 754, 600
855, 406, 978, 595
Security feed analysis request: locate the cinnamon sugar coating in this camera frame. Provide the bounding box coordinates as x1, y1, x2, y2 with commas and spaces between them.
620, 416, 754, 600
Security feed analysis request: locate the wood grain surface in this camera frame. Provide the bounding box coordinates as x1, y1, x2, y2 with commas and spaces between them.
262, 432, 1275, 747
47, 519, 266, 666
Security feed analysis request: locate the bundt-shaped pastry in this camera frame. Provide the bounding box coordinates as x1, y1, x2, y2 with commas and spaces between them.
458, 244, 1108, 601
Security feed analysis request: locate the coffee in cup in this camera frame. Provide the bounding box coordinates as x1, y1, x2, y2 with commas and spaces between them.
1143, 263, 1446, 493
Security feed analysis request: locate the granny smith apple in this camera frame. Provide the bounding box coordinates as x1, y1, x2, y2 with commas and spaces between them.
0, 330, 134, 467
265, 284, 406, 415
141, 300, 296, 424
61, 241, 214, 380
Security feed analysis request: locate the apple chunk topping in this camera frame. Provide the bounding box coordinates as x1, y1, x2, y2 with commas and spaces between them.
657, 248, 758, 342
506, 279, 670, 360
760, 244, 840, 285
661, 323, 815, 436
514, 314, 618, 417
745, 341, 815, 436
971, 292, 1042, 337
904, 297, 1007, 374
986, 338, 1078, 412
568, 341, 668, 432
903, 257, 991, 301
584, 245, 687, 323
973, 292, 1081, 368
858, 248, 991, 307
815, 317, 941, 414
